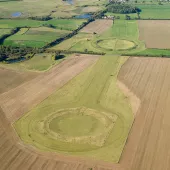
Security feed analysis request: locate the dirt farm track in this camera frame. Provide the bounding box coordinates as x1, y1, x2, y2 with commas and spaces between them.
1, 56, 170, 170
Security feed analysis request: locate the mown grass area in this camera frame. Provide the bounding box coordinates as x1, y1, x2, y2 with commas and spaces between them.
3, 27, 71, 48
0, 53, 65, 71
51, 20, 145, 54
14, 55, 134, 162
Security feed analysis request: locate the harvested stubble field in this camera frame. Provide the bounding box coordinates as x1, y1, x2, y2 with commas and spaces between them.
138, 20, 170, 49
80, 19, 113, 34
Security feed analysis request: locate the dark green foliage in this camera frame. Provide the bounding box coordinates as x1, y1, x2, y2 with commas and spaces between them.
0, 46, 44, 62
107, 4, 141, 14
29, 15, 52, 21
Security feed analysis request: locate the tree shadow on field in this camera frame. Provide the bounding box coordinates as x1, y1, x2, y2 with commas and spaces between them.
55, 54, 66, 60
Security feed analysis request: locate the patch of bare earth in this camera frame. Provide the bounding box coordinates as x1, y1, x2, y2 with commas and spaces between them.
0, 54, 99, 123
138, 20, 170, 49
118, 57, 170, 170
80, 19, 113, 34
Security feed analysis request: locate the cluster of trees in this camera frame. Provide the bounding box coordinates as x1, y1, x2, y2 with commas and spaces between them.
0, 46, 44, 62
107, 3, 141, 14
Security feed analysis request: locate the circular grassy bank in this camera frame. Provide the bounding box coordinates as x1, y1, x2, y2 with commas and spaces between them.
96, 38, 136, 51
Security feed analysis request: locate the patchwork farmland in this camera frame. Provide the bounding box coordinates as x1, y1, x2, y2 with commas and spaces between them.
1, 0, 170, 169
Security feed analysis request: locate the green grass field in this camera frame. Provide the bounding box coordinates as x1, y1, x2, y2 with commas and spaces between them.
138, 4, 170, 19
51, 20, 145, 54
3, 27, 71, 47
14, 55, 134, 162
0, 0, 107, 18
0, 28, 12, 37
0, 19, 85, 30
106, 4, 170, 20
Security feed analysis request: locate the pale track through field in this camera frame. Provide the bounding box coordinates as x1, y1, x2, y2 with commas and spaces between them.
0, 54, 99, 123
80, 19, 113, 34
118, 57, 170, 170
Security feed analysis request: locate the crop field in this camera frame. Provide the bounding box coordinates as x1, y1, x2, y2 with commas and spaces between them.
80, 19, 113, 34
3, 27, 71, 47
12, 55, 133, 163
0, 67, 37, 94
138, 20, 170, 49
118, 57, 170, 170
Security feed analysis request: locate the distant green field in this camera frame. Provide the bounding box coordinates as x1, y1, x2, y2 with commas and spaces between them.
106, 4, 170, 20
14, 55, 134, 162
137, 4, 170, 19
0, 28, 12, 37
0, 19, 86, 30
3, 27, 71, 47
51, 20, 145, 54
46, 19, 86, 31
0, 0, 106, 18
127, 48, 170, 57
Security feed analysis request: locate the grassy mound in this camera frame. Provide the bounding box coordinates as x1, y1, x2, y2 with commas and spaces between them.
97, 39, 135, 51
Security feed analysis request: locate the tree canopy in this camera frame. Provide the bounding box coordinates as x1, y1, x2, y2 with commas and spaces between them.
107, 4, 141, 14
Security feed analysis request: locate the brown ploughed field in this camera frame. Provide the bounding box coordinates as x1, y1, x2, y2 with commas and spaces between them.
118, 57, 170, 170
138, 20, 170, 49
80, 19, 112, 34
1, 56, 170, 170
0, 67, 37, 95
